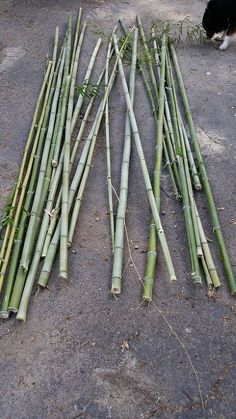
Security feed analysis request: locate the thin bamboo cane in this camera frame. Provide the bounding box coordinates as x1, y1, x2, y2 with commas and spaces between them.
52, 21, 87, 167
19, 27, 67, 271
143, 28, 167, 301
0, 61, 59, 316
121, 18, 178, 188
194, 202, 221, 288
0, 39, 58, 292
151, 28, 181, 194
111, 29, 138, 294
169, 42, 236, 295
182, 123, 201, 191
71, 36, 101, 133
71, 8, 82, 73
60, 20, 82, 279
7, 38, 66, 313
42, 61, 106, 258
113, 31, 176, 283
201, 254, 213, 289
166, 50, 201, 284
0, 58, 53, 273
105, 30, 115, 253
13, 22, 72, 310
37, 30, 132, 290
16, 30, 130, 320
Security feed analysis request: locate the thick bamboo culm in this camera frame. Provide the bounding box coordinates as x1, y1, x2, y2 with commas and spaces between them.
169, 42, 236, 295
113, 31, 176, 282
111, 28, 138, 294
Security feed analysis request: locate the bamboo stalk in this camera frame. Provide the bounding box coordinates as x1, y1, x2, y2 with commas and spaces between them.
60, 19, 81, 279
194, 202, 221, 288
182, 123, 201, 191
143, 28, 167, 301
166, 50, 201, 284
0, 59, 53, 274
71, 8, 82, 73
121, 20, 181, 198
113, 31, 176, 283
19, 26, 66, 272
37, 29, 132, 290
0, 61, 59, 316
7, 36, 66, 314
71, 36, 101, 133
111, 29, 138, 294
0, 40, 58, 293
52, 21, 87, 167
105, 30, 115, 253
201, 254, 213, 289
16, 29, 130, 319
169, 42, 236, 295
42, 60, 106, 258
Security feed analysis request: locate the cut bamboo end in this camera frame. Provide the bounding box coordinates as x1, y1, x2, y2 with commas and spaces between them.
16, 312, 26, 322
192, 274, 202, 285
170, 275, 177, 282
111, 278, 121, 295
59, 272, 67, 280
209, 270, 221, 289
38, 273, 49, 288
194, 183, 202, 191
197, 247, 203, 257
51, 160, 58, 167
143, 277, 154, 301
8, 306, 18, 314
0, 310, 9, 319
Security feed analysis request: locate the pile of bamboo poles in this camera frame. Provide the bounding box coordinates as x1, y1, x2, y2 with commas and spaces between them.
0, 12, 235, 321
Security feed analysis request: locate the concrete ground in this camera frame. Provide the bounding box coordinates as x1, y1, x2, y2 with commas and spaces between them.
0, 0, 235, 418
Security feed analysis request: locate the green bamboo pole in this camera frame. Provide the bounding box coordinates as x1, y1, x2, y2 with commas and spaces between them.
15, 30, 130, 319
0, 32, 59, 292
113, 31, 176, 283
42, 61, 106, 258
37, 29, 132, 290
111, 29, 138, 294
169, 42, 236, 295
7, 35, 66, 313
19, 26, 64, 272
105, 30, 115, 253
71, 36, 101, 133
182, 123, 201, 191
151, 28, 181, 193
130, 23, 180, 197
201, 254, 213, 289
166, 50, 201, 284
143, 29, 167, 301
13, 18, 81, 315
71, 8, 82, 73
52, 21, 87, 167
0, 61, 57, 316
60, 19, 81, 279
194, 202, 221, 288
0, 58, 53, 273
163, 141, 179, 199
